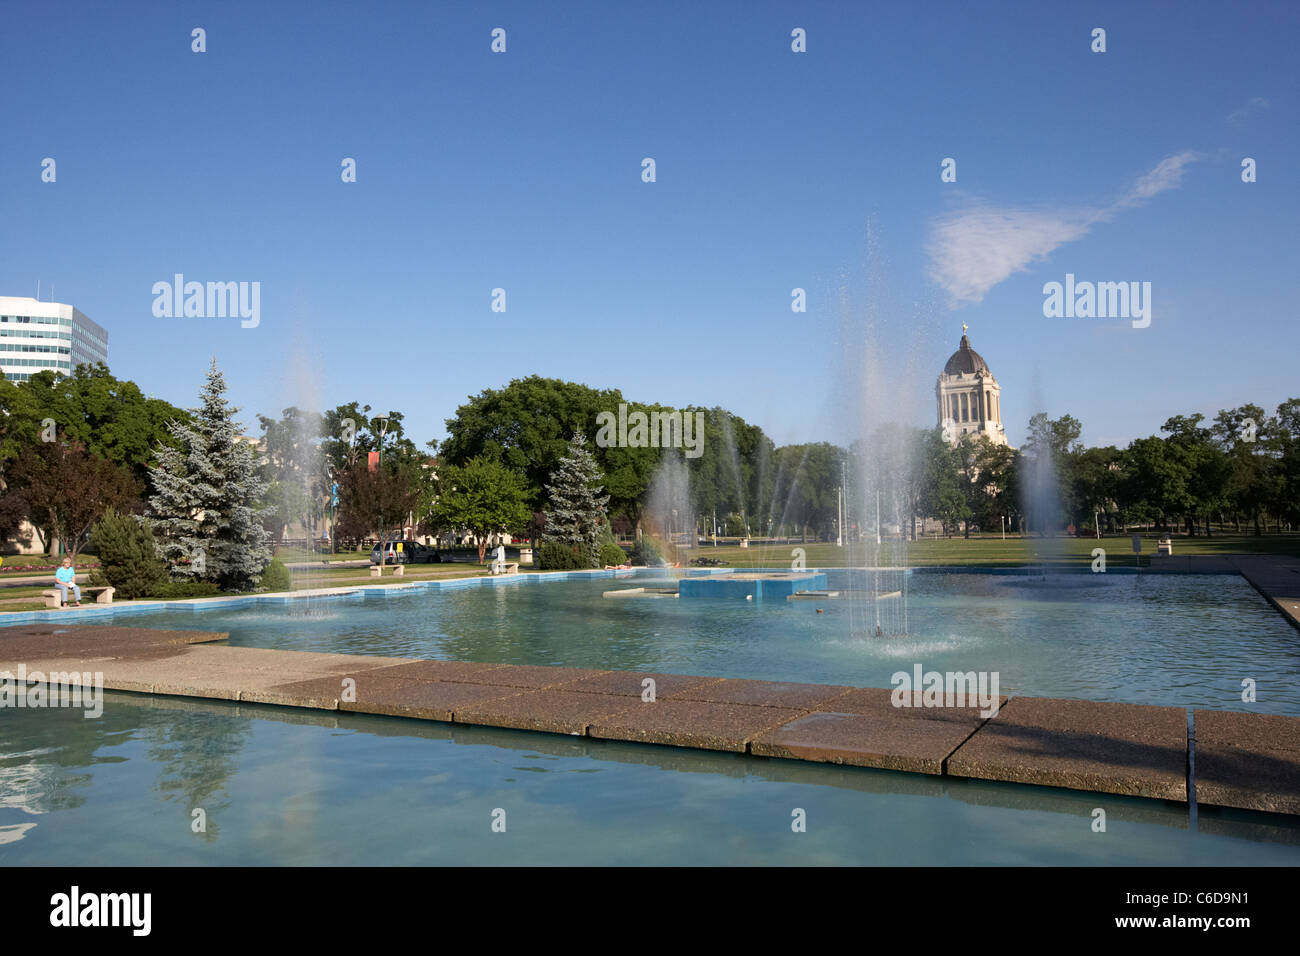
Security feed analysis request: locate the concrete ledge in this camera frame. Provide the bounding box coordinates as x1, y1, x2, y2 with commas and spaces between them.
1194, 709, 1300, 815
946, 696, 1188, 801
825, 686, 1005, 724
265, 674, 526, 721
453, 688, 642, 735
361, 660, 608, 689
663, 678, 856, 710
562, 671, 723, 698
589, 699, 805, 752
750, 687, 1003, 774
751, 710, 981, 775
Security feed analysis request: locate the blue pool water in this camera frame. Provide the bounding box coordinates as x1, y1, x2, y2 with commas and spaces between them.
3, 570, 1299, 864
2, 691, 1299, 865
85, 570, 1300, 715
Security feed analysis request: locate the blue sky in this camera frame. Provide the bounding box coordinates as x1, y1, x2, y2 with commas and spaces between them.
3, 0, 1297, 450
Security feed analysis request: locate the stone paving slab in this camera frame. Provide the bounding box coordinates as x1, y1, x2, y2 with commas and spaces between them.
453, 688, 643, 735
662, 678, 856, 710
355, 660, 516, 683
945, 696, 1188, 801
0, 658, 161, 695
362, 660, 610, 689
1194, 710, 1300, 815
815, 685, 1006, 723
589, 699, 805, 752
0, 624, 230, 667
562, 671, 723, 698
35, 645, 414, 701
263, 674, 527, 720
751, 710, 987, 775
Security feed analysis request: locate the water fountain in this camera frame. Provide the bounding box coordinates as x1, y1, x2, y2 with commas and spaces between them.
278, 344, 332, 615
1021, 424, 1064, 581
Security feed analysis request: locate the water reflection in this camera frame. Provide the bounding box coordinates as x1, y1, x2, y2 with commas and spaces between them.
0, 691, 1297, 864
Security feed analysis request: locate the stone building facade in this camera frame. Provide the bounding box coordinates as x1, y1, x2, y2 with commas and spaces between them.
936, 326, 1007, 446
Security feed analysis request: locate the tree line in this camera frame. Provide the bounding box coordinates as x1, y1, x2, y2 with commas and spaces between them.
2, 365, 1296, 578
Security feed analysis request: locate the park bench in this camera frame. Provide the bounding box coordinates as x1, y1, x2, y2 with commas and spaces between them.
42, 586, 115, 609
489, 561, 519, 575
369, 564, 404, 577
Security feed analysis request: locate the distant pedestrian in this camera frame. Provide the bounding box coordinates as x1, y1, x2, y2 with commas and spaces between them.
54, 557, 82, 608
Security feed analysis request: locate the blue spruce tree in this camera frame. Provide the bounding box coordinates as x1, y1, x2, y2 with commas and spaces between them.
542, 432, 609, 568
147, 359, 272, 591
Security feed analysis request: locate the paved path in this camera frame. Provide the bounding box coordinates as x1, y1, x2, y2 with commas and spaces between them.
2, 623, 1297, 816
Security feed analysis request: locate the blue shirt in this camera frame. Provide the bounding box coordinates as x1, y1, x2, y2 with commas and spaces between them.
55, 566, 75, 583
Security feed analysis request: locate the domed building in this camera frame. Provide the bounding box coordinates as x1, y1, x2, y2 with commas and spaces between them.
936, 325, 1007, 446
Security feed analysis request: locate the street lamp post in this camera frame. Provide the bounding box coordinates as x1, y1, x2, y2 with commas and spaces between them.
376, 414, 390, 568
328, 466, 337, 555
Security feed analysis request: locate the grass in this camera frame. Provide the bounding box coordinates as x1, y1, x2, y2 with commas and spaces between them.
271, 547, 375, 564
287, 563, 492, 587
0, 586, 53, 599
672, 533, 1300, 569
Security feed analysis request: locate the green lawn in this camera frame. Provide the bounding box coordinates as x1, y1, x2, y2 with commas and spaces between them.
0, 586, 53, 599
272, 547, 374, 564
673, 533, 1300, 569
279, 562, 493, 587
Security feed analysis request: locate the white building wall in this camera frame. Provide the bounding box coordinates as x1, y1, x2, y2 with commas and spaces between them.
1, 296, 108, 382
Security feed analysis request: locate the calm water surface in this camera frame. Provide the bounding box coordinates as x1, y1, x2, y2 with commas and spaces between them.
3, 571, 1298, 864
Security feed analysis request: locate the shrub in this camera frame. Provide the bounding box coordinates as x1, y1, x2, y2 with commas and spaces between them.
627, 536, 665, 567
537, 540, 591, 570
90, 509, 168, 599
149, 581, 222, 599
598, 542, 628, 566
259, 558, 292, 592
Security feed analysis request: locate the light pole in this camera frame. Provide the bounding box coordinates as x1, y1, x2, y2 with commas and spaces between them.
837, 460, 846, 547
376, 414, 391, 567
328, 466, 337, 555
376, 414, 390, 465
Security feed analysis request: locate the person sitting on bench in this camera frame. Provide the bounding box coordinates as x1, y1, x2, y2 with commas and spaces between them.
54, 557, 82, 608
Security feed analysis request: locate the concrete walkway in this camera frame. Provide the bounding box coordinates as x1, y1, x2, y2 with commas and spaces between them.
3, 623, 1297, 817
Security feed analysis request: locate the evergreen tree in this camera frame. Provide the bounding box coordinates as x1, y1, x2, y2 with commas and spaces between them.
146, 359, 271, 590
90, 508, 168, 599
542, 432, 609, 567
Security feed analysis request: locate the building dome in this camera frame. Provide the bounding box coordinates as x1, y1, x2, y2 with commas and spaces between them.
943, 334, 989, 376
936, 326, 1007, 447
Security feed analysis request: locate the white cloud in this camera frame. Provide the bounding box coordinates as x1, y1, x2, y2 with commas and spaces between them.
1228, 97, 1269, 125
926, 205, 1092, 307
928, 151, 1201, 307
1120, 150, 1200, 206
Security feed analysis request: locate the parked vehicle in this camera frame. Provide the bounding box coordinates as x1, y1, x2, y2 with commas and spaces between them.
369, 540, 441, 564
